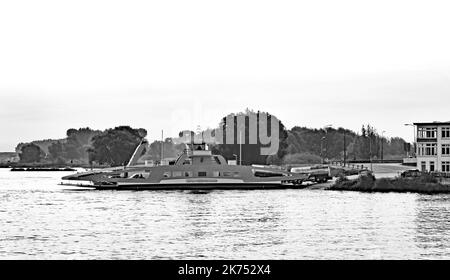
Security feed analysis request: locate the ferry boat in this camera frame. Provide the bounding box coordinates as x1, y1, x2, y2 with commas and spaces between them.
62, 141, 309, 190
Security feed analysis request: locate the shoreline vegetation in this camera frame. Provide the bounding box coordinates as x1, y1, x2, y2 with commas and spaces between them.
3, 110, 410, 168
328, 173, 450, 194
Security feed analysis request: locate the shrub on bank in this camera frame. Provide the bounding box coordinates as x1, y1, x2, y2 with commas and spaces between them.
373, 178, 395, 191
331, 173, 375, 191
329, 174, 450, 194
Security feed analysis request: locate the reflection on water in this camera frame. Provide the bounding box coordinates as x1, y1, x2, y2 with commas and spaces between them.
0, 169, 449, 259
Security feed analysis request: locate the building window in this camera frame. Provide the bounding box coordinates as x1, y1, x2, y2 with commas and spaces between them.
442, 162, 450, 172
418, 144, 424, 156
442, 127, 450, 139
418, 143, 437, 156
418, 127, 437, 139
430, 161, 435, 172
442, 144, 450, 156
421, 161, 426, 172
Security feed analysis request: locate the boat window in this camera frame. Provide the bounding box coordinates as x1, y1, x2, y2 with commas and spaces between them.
130, 173, 146, 179
163, 172, 171, 178
184, 171, 193, 177
223, 171, 240, 177
172, 171, 183, 177
212, 171, 220, 177
222, 171, 232, 177
198, 171, 207, 177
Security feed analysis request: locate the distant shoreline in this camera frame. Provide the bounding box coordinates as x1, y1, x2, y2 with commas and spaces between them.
0, 162, 107, 169
10, 167, 77, 172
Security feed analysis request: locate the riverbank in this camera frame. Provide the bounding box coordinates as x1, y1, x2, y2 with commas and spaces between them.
329, 174, 450, 194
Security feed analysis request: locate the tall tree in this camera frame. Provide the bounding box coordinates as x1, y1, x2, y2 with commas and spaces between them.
88, 126, 147, 166
211, 110, 289, 165
47, 127, 101, 163
19, 143, 44, 163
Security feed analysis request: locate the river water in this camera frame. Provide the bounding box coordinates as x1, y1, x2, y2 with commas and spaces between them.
0, 168, 449, 260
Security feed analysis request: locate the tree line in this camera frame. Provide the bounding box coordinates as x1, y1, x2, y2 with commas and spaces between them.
17, 126, 147, 166
16, 111, 410, 166
285, 125, 409, 164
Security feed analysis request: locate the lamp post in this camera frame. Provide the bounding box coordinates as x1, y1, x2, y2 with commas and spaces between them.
369, 136, 373, 171
322, 125, 332, 164
161, 130, 164, 165
320, 136, 326, 164
239, 130, 242, 166
343, 130, 347, 167
404, 124, 416, 157
381, 130, 386, 163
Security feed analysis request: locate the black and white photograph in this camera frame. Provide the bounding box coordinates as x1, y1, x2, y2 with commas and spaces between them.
1, 0, 449, 266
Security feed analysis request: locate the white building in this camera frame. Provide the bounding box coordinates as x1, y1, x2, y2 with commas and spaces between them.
414, 122, 450, 173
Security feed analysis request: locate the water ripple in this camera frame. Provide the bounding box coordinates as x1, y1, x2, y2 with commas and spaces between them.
0, 169, 449, 259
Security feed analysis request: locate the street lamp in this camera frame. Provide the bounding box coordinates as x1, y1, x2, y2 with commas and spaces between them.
320, 136, 326, 164
322, 125, 332, 164
369, 136, 373, 171
381, 130, 386, 163
239, 130, 242, 166
404, 124, 416, 157
343, 130, 347, 167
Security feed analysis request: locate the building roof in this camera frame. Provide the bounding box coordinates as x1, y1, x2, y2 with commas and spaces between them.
413, 121, 450, 126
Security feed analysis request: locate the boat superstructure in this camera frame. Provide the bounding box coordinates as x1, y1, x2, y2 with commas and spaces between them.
62, 141, 309, 190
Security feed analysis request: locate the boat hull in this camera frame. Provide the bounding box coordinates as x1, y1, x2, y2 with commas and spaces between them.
98, 183, 307, 191
61, 180, 308, 190
61, 162, 310, 191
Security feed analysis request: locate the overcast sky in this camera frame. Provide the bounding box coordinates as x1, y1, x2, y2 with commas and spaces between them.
1, 0, 450, 151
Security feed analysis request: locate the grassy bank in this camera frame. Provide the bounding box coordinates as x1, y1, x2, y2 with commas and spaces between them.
329, 174, 450, 194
